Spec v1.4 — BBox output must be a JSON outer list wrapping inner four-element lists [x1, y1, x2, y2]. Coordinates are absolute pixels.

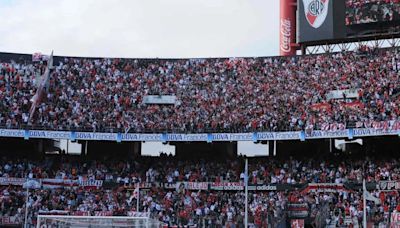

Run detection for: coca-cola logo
[[280, 19, 291, 53]]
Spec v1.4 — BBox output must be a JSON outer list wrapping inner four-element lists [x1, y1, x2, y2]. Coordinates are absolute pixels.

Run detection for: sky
[[0, 0, 279, 58]]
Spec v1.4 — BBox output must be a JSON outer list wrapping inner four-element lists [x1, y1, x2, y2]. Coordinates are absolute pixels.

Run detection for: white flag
[[364, 180, 380, 204], [365, 190, 381, 204]]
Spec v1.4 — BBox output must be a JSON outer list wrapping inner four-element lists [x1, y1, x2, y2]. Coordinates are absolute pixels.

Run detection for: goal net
[[36, 215, 163, 228]]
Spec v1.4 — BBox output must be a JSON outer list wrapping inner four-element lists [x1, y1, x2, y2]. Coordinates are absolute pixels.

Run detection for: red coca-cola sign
[[280, 0, 297, 56], [280, 18, 292, 53]]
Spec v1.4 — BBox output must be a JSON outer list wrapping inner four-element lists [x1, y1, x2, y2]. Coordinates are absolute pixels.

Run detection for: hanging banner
[[72, 211, 90, 216], [0, 216, 22, 225], [42, 179, 77, 189], [320, 123, 346, 131], [78, 179, 103, 189], [0, 177, 25, 186], [42, 179, 103, 189], [391, 212, 400, 228], [301, 183, 349, 194], [288, 203, 309, 218], [38, 210, 70, 215], [127, 212, 150, 217], [143, 95, 176, 105], [377, 181, 400, 191], [165, 182, 208, 191], [356, 120, 400, 131], [210, 182, 244, 191], [256, 131, 300, 140], [32, 52, 50, 62], [94, 211, 113, 216], [326, 89, 360, 100]]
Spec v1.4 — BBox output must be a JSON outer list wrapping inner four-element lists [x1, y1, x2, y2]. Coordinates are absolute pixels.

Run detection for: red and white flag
[[29, 51, 53, 119], [133, 185, 139, 199]]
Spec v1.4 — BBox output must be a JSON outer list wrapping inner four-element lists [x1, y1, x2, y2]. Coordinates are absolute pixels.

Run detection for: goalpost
[[36, 215, 163, 228]]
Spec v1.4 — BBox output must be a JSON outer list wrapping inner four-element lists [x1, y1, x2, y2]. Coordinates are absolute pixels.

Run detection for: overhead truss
[[302, 37, 400, 55]]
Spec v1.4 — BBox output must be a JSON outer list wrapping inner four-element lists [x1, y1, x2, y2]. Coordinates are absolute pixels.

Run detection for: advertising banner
[[0, 125, 399, 143], [280, 0, 297, 56], [127, 212, 150, 217]]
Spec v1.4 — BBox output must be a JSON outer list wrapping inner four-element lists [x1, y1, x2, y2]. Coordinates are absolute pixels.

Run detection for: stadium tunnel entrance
[[275, 135, 400, 160], [80, 141, 239, 160], [171, 142, 237, 160], [0, 136, 399, 160], [0, 137, 53, 159]]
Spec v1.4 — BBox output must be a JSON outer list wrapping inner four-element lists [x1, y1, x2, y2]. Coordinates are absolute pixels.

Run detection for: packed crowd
[[346, 0, 400, 25], [1, 156, 400, 184], [0, 156, 400, 227], [1, 47, 400, 133]]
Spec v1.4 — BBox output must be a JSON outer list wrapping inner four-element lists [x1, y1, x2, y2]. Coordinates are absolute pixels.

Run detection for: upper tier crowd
[[346, 0, 400, 25], [0, 155, 399, 227], [1, 47, 400, 133]]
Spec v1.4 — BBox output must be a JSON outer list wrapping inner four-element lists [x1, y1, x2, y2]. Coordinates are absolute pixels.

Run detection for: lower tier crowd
[[0, 155, 398, 227], [1, 155, 400, 184]]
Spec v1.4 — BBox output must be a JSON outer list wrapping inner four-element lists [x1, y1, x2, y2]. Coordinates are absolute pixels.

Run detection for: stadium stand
[[345, 0, 400, 25], [0, 47, 399, 227], [0, 47, 399, 133], [0, 153, 399, 227]]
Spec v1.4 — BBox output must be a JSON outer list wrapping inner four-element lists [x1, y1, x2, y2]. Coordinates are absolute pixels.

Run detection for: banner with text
[[0, 125, 399, 142]]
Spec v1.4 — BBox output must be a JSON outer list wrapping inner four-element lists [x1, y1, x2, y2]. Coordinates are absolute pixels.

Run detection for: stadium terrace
[[0, 47, 399, 136], [0, 154, 400, 227]]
